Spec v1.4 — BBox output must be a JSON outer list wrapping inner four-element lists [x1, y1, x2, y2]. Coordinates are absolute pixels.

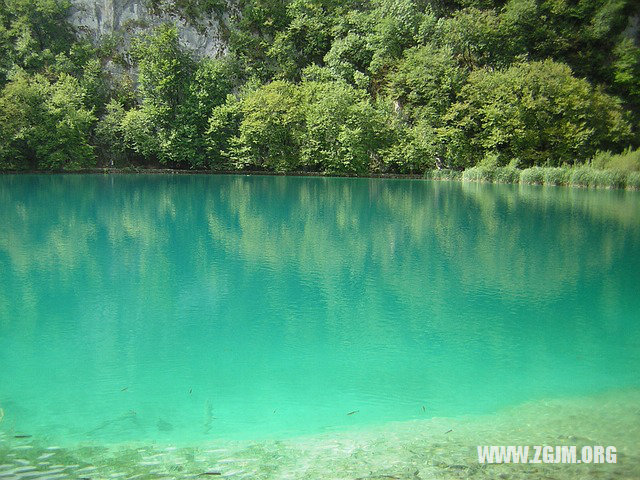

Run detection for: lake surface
[[1, 174, 639, 447]]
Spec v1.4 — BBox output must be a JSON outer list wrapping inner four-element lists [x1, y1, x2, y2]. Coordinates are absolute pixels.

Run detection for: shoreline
[[0, 168, 427, 180], [2, 167, 639, 191]]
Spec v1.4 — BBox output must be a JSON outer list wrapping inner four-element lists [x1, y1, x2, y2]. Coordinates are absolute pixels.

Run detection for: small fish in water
[[198, 473, 222, 476], [121, 387, 128, 392], [347, 410, 359, 416], [76, 466, 97, 473], [14, 435, 31, 439], [445, 429, 453, 434], [189, 388, 193, 394], [273, 409, 277, 414], [14, 466, 37, 474], [422, 405, 426, 412]]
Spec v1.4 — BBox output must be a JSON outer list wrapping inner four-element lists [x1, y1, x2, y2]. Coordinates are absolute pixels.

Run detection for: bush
[[592, 147, 640, 172]]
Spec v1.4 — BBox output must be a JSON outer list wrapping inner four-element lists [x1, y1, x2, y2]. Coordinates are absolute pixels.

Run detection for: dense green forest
[[1, 0, 639, 183]]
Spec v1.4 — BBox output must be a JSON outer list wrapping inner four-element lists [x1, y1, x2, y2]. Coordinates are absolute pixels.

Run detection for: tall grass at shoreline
[[428, 165, 640, 190]]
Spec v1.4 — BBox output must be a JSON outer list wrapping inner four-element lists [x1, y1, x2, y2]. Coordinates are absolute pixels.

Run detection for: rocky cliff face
[[68, 0, 227, 57]]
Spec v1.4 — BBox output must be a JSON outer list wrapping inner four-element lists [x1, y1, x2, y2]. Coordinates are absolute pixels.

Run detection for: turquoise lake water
[[0, 174, 639, 447]]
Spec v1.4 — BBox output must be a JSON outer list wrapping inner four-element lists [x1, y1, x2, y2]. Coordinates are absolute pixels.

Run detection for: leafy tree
[[95, 99, 128, 166], [164, 56, 239, 167], [227, 0, 292, 80], [384, 116, 442, 173], [300, 80, 392, 173], [612, 37, 640, 115], [231, 80, 304, 171], [78, 57, 110, 112], [0, 71, 95, 170], [122, 25, 239, 167], [439, 60, 632, 168], [2, 0, 639, 174], [131, 24, 194, 121], [360, 0, 427, 83], [267, 0, 337, 80], [436, 7, 509, 69], [206, 94, 244, 169], [388, 43, 466, 123], [323, 10, 375, 85], [0, 0, 75, 85], [121, 105, 163, 161], [498, 0, 637, 84]]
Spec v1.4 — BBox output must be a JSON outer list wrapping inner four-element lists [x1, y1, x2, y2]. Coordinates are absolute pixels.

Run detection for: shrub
[[592, 147, 640, 172]]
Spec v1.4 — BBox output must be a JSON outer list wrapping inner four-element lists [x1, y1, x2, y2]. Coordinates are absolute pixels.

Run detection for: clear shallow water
[[0, 174, 639, 446]]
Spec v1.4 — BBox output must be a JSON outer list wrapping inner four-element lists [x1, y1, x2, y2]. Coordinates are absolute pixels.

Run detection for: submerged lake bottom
[[1, 389, 639, 479], [1, 174, 639, 478]]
